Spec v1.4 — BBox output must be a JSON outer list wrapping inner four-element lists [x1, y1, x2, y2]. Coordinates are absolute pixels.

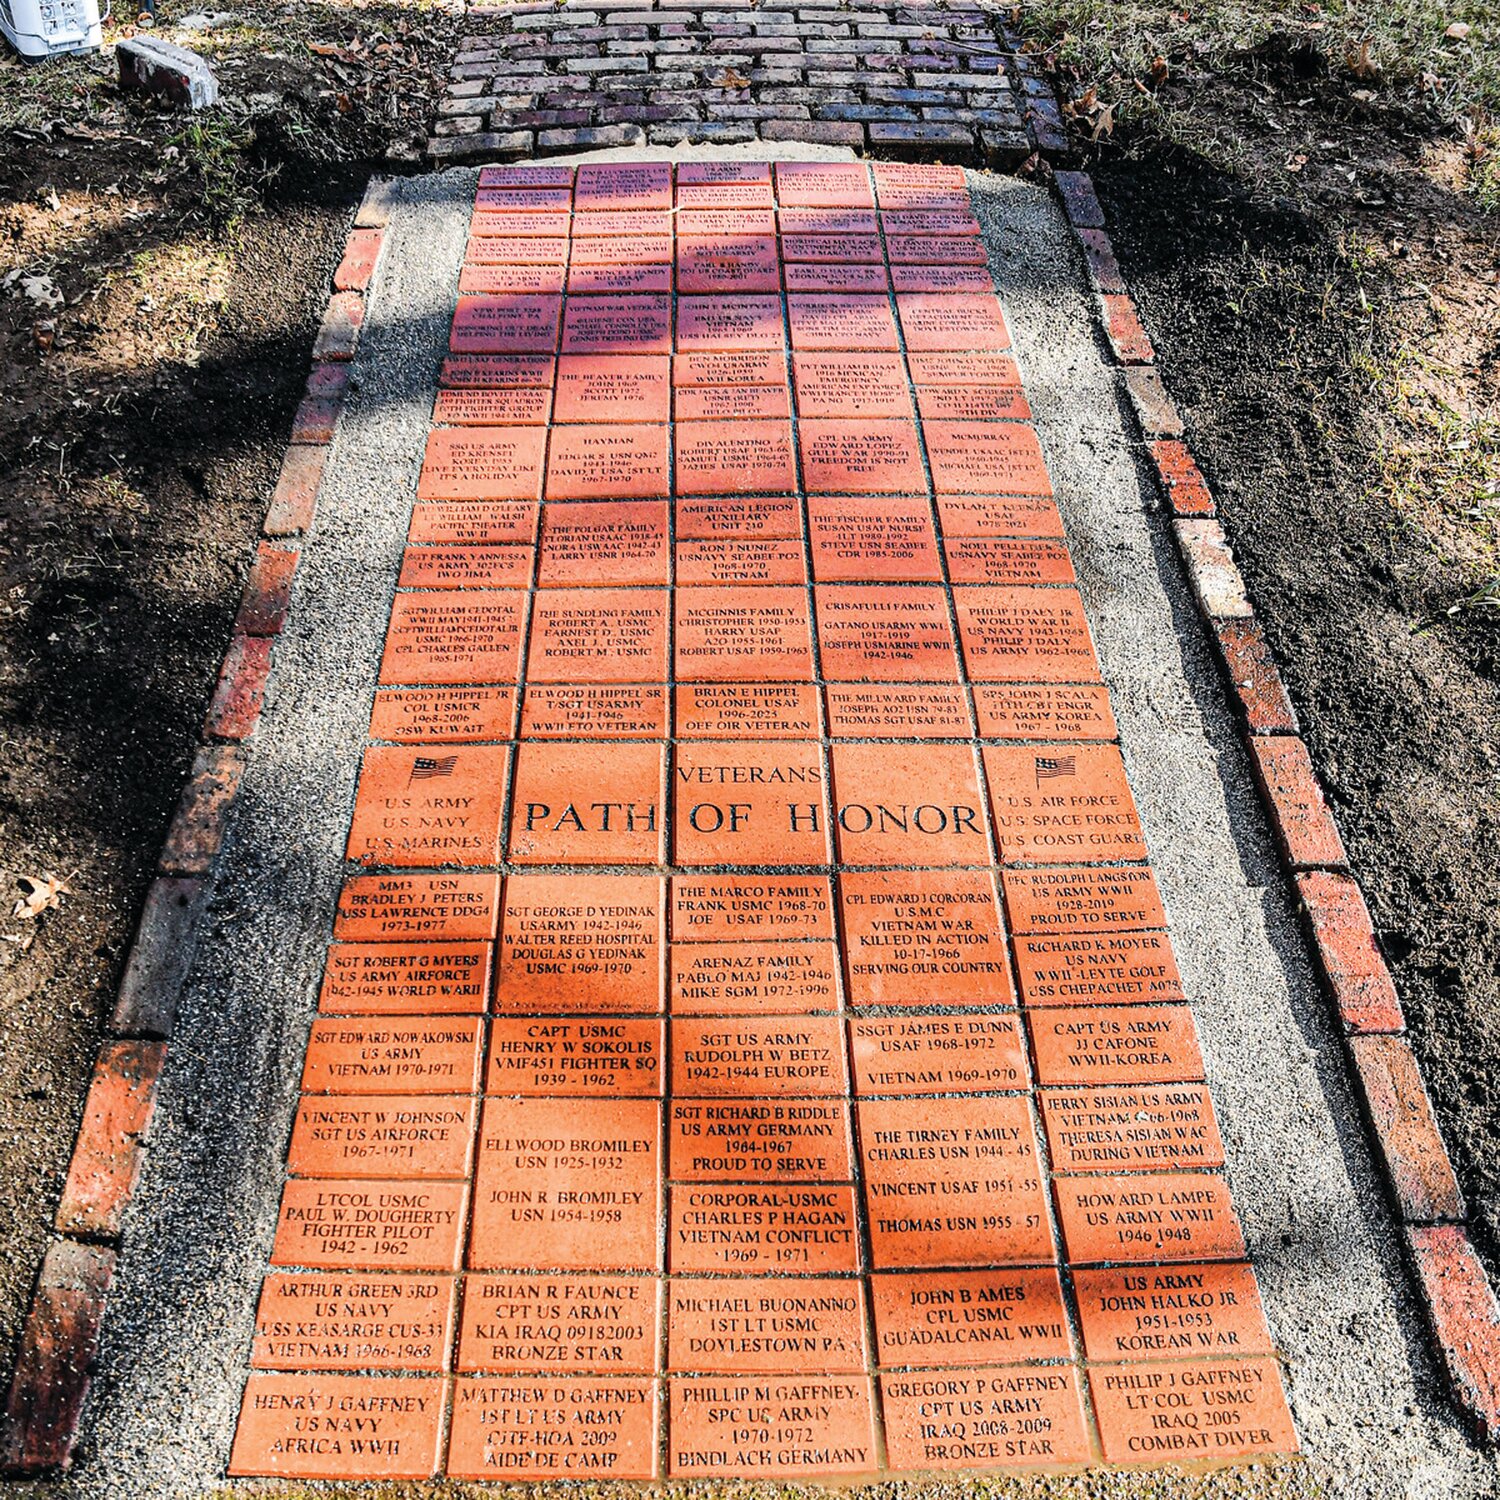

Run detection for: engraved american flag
[[408, 754, 458, 784], [1034, 754, 1077, 787]]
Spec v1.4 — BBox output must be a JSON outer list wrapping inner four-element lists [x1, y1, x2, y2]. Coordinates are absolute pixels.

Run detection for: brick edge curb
[[1050, 166, 1500, 1444], [0, 178, 396, 1477]]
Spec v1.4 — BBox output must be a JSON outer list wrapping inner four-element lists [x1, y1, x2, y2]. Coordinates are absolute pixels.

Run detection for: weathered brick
[[1173, 517, 1253, 621], [1124, 365, 1183, 437], [1348, 1034, 1464, 1224], [508, 108, 593, 128], [1296, 870, 1405, 1034], [1150, 438, 1215, 517], [263, 445, 325, 538], [0, 1242, 116, 1474], [868, 120, 976, 156], [288, 364, 349, 445], [1250, 735, 1348, 870], [434, 114, 486, 135], [158, 745, 245, 878], [352, 175, 397, 229], [311, 291, 363, 361], [1055, 168, 1106, 227], [565, 54, 649, 72], [1102, 291, 1155, 364], [110, 877, 208, 1038], [1076, 227, 1126, 293], [760, 119, 865, 146], [817, 102, 917, 121], [55, 1041, 167, 1241], [1214, 619, 1298, 735], [235, 542, 298, 638], [204, 634, 274, 743], [538, 123, 647, 150], [650, 121, 758, 144], [981, 126, 1032, 169], [427, 130, 534, 163], [1406, 1225, 1500, 1441]]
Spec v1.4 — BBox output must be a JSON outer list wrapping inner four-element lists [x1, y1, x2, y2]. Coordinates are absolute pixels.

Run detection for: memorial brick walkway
[[223, 160, 1299, 1482]]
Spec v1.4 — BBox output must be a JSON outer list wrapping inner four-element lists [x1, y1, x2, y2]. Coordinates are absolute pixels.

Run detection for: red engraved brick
[[670, 875, 834, 942], [983, 743, 1146, 864], [672, 1015, 846, 1097], [672, 351, 786, 387], [319, 941, 491, 1015], [669, 1184, 858, 1273], [831, 743, 988, 866], [1102, 292, 1155, 364], [675, 385, 790, 422], [236, 542, 297, 636], [334, 872, 499, 942], [973, 683, 1117, 741], [670, 939, 839, 1014], [1407, 1224, 1500, 1440], [1090, 1358, 1297, 1461], [672, 739, 830, 868], [870, 1269, 1070, 1367], [552, 354, 670, 423], [881, 1366, 1090, 1470], [782, 233, 883, 265], [668, 1376, 874, 1478], [850, 1014, 1026, 1095], [539, 501, 669, 586], [570, 235, 673, 267], [892, 263, 993, 293], [668, 1279, 866, 1374], [560, 294, 671, 355], [288, 1094, 476, 1179], [916, 384, 1031, 422], [568, 262, 671, 295], [575, 160, 671, 210], [677, 235, 781, 294], [675, 683, 819, 738], [676, 295, 785, 351], [496, 873, 663, 1016], [1015, 929, 1183, 1007], [465, 235, 569, 266], [53, 1040, 164, 1240], [380, 592, 525, 686], [271, 1180, 468, 1272], [793, 352, 912, 419], [346, 744, 509, 868], [470, 1097, 661, 1270], [945, 536, 1075, 586], [487, 1017, 664, 1097], [251, 1272, 456, 1372], [460, 261, 565, 294], [896, 292, 1009, 352], [858, 1096, 1050, 1268], [675, 586, 812, 682], [433, 387, 551, 426], [451, 293, 562, 354], [159, 745, 243, 876], [1250, 736, 1347, 869], [785, 263, 888, 294], [204, 634, 272, 741], [954, 586, 1101, 683], [925, 421, 1052, 496], [840, 869, 1011, 1008], [778, 206, 877, 236], [938, 494, 1065, 539], [1214, 619, 1298, 734], [521, 683, 668, 740], [398, 546, 531, 590], [1039, 1083, 1225, 1173], [788, 294, 899, 352], [775, 161, 875, 209], [1350, 1032, 1463, 1222], [1074, 1262, 1274, 1362], [1029, 1004, 1204, 1086], [1003, 865, 1168, 935], [417, 429, 546, 501], [908, 352, 1023, 387], [458, 1275, 659, 1374], [508, 742, 666, 866], [676, 495, 801, 541], [1296, 869, 1404, 1033], [668, 1098, 850, 1182], [801, 419, 925, 495], [545, 423, 669, 500], [824, 683, 970, 739], [302, 1017, 483, 1096], [479, 165, 573, 190], [527, 588, 668, 684], [439, 353, 555, 388], [229, 1373, 444, 1479], [887, 235, 987, 266], [808, 496, 939, 582], [264, 444, 325, 537], [471, 209, 569, 238], [1055, 1171, 1244, 1264], [675, 421, 796, 495]]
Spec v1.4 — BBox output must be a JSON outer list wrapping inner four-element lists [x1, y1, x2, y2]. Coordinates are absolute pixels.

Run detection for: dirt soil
[[1062, 45, 1500, 1276], [0, 2, 456, 1385]]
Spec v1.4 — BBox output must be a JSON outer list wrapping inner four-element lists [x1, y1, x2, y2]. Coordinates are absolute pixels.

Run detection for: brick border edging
[[0, 177, 398, 1477], [1050, 166, 1500, 1444]]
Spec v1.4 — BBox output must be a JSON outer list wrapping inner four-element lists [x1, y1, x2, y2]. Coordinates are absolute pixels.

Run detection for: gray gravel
[[21, 154, 1497, 1500]]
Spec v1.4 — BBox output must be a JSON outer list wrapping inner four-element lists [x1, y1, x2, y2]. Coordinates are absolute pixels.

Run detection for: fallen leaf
[[1445, 22, 1471, 39], [1090, 101, 1116, 139], [13, 873, 71, 921], [1148, 55, 1169, 87], [1346, 36, 1379, 80]]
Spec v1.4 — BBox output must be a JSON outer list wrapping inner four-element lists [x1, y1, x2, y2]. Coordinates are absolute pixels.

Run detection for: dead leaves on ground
[[12, 872, 71, 921]]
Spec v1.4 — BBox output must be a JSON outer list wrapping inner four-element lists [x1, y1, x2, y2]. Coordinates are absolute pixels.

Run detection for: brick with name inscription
[[334, 872, 498, 943], [675, 683, 820, 739], [575, 161, 672, 211], [887, 235, 988, 266], [507, 743, 666, 866], [474, 185, 572, 210], [870, 1269, 1071, 1368], [250, 1273, 456, 1373], [1030, 1005, 1204, 1086], [302, 1018, 483, 1096], [229, 1372, 444, 1479], [937, 494, 1066, 539], [319, 941, 491, 1014], [675, 586, 813, 682], [486, 1018, 663, 1097], [677, 537, 805, 587], [669, 1184, 859, 1273], [669, 1098, 852, 1182], [676, 495, 802, 540], [470, 1097, 661, 1271], [785, 263, 889, 294], [457, 1276, 661, 1374], [677, 204, 775, 230], [677, 295, 786, 351], [954, 586, 1100, 683], [788, 294, 899, 352], [1074, 1262, 1274, 1362], [800, 419, 925, 494], [792, 352, 912, 419], [560, 295, 671, 356], [450, 294, 562, 354], [552, 354, 670, 423], [1055, 1169, 1243, 1265], [572, 210, 672, 240], [439, 354, 555, 390], [379, 592, 525, 687], [1002, 865, 1167, 936], [526, 588, 668, 683], [470, 210, 569, 238], [479, 166, 573, 190], [417, 429, 546, 501], [1039, 1083, 1226, 1174], [409, 501, 537, 546], [782, 233, 883, 265], [496, 873, 663, 1015], [673, 351, 787, 387], [675, 385, 791, 422], [672, 1015, 847, 1098], [778, 207, 878, 236], [858, 1096, 1050, 1268], [670, 940, 840, 1014], [880, 1366, 1090, 1471], [809, 496, 940, 582], [272, 1180, 468, 1272], [839, 869, 1011, 1008], [893, 264, 995, 294], [677, 236, 781, 294], [568, 262, 672, 295], [1089, 1358, 1297, 1461], [824, 683, 971, 739], [676, 420, 797, 495], [1015, 930, 1184, 1007], [520, 684, 668, 740], [434, 387, 551, 426], [397, 546, 532, 590], [945, 536, 1075, 586], [897, 292, 1009, 353], [916, 384, 1032, 423], [775, 161, 875, 210], [545, 423, 669, 501], [288, 1095, 476, 1179], [668, 1278, 866, 1374], [815, 585, 959, 683], [448, 1376, 659, 1479], [849, 1016, 1027, 1096], [972, 683, 1116, 741], [539, 501, 669, 587], [464, 235, 569, 266], [925, 422, 1052, 496], [670, 875, 834, 942], [570, 235, 673, 267], [882, 210, 981, 238]]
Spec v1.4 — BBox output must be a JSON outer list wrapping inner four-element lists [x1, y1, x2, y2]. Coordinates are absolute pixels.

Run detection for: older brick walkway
[[430, 1, 1066, 164], [224, 161, 1298, 1482]]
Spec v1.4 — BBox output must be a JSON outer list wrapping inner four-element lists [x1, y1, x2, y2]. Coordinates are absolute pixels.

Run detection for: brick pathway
[[430, 2, 1066, 164], [223, 161, 1297, 1482]]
